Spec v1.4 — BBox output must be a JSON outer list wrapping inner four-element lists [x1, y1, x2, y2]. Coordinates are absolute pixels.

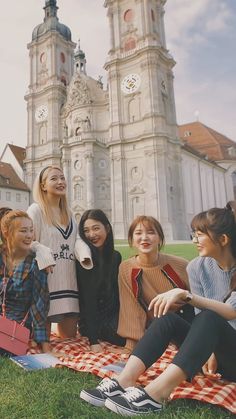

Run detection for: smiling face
[[131, 222, 161, 255], [83, 218, 109, 250], [192, 230, 222, 258], [9, 217, 34, 255], [41, 168, 66, 197]]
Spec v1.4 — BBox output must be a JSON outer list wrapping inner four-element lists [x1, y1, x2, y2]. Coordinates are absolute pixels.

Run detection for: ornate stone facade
[[24, 0, 234, 239]]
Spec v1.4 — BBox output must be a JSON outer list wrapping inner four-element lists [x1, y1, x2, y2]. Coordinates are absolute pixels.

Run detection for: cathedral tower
[[24, 0, 76, 190], [104, 0, 187, 239]]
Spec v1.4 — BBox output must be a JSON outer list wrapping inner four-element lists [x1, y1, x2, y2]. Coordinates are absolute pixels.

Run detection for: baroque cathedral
[[24, 0, 234, 239]]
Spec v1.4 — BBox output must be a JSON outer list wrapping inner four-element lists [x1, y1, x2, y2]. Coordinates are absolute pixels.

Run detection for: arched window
[[124, 37, 136, 52], [74, 183, 82, 201], [124, 9, 134, 22]]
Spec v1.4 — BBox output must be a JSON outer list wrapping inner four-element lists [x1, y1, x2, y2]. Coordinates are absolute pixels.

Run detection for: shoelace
[[123, 387, 144, 402], [97, 378, 116, 392]]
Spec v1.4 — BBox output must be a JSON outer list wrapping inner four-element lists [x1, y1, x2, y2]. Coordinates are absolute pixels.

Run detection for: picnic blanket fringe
[[28, 334, 236, 414]]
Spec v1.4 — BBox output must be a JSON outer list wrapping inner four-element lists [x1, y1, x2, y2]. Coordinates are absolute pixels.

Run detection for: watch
[[185, 292, 193, 303], [121, 73, 141, 94], [35, 105, 48, 122]]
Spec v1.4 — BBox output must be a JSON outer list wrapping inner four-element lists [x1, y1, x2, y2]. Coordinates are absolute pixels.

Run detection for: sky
[[0, 0, 236, 155]]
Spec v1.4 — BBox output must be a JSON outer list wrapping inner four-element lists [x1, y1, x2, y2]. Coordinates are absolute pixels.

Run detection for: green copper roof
[[32, 0, 71, 42]]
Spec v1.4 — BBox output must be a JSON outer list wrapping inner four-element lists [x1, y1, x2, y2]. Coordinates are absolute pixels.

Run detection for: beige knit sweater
[[117, 253, 189, 351]]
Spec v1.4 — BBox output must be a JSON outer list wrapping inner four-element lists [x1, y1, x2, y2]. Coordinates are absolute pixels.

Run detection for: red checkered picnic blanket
[[29, 335, 236, 414]]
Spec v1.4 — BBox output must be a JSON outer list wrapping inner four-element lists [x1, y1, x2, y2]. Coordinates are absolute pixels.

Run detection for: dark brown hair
[[191, 201, 236, 257], [128, 215, 165, 250]]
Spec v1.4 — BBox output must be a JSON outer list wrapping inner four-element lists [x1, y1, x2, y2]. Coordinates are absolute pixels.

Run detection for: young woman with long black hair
[[77, 209, 125, 352]]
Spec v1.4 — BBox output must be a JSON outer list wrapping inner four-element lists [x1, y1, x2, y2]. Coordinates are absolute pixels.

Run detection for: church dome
[[32, 0, 71, 42]]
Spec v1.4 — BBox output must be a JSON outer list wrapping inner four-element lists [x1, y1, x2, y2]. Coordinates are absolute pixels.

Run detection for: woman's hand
[[202, 353, 221, 379], [41, 342, 52, 353], [109, 346, 131, 354], [148, 288, 188, 318], [44, 265, 54, 274], [90, 343, 103, 353]]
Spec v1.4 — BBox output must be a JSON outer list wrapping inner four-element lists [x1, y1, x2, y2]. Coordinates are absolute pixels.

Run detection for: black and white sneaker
[[105, 386, 163, 415], [80, 377, 125, 407]]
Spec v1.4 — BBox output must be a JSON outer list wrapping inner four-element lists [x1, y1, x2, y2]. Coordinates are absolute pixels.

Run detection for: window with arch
[[60, 52, 65, 63], [151, 9, 155, 22], [39, 125, 47, 145], [60, 76, 67, 86], [124, 9, 134, 22], [124, 37, 136, 52], [74, 183, 83, 201]]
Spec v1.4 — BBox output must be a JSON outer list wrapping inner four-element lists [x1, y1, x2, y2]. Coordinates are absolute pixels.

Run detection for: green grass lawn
[[0, 244, 234, 419]]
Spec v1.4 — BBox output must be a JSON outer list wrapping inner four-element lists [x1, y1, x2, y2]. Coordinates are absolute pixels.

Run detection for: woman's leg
[[57, 316, 78, 338], [144, 310, 236, 402], [116, 312, 190, 389]]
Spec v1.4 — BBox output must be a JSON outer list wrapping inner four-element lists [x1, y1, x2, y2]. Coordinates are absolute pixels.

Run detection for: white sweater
[[27, 203, 92, 317]]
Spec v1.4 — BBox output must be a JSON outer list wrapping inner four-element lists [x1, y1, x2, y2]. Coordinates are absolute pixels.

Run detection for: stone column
[[85, 151, 95, 208]]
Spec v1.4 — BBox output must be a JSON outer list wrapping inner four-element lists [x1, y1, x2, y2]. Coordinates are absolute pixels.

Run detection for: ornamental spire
[[44, 0, 58, 21]]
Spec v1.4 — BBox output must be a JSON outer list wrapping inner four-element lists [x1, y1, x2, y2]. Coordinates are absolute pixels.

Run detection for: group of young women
[[1, 164, 236, 415]]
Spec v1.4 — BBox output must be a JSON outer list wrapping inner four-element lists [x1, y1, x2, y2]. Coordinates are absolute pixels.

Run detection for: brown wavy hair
[[191, 201, 236, 257], [128, 215, 165, 251]]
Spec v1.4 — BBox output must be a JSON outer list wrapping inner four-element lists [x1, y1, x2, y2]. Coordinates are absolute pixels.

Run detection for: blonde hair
[[1, 210, 32, 256], [33, 166, 70, 226]]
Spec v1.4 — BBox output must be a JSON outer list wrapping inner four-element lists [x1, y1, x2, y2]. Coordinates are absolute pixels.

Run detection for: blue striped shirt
[[0, 251, 49, 343], [187, 256, 236, 330]]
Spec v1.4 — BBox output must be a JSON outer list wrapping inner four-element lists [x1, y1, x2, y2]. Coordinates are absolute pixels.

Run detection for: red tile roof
[[179, 122, 236, 161], [7, 144, 26, 168], [0, 162, 29, 191]]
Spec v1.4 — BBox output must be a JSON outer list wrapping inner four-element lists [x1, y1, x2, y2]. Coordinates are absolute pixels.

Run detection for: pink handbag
[[0, 276, 30, 355]]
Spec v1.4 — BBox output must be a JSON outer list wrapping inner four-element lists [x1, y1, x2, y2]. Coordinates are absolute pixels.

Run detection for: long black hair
[[79, 209, 115, 265]]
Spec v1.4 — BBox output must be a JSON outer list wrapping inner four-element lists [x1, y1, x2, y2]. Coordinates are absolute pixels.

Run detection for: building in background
[[23, 0, 236, 239], [0, 162, 30, 210]]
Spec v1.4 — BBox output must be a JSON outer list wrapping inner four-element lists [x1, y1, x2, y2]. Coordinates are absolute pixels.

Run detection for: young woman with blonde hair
[[28, 165, 92, 339], [0, 210, 50, 354]]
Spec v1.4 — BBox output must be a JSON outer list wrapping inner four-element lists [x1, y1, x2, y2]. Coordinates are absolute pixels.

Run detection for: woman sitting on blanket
[[0, 210, 50, 354], [115, 215, 194, 354], [77, 209, 126, 352], [80, 202, 236, 416]]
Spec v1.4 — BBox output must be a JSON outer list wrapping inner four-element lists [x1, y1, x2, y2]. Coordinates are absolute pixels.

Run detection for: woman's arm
[[30, 241, 55, 271], [149, 287, 236, 320], [74, 235, 93, 269], [30, 267, 50, 350], [117, 262, 148, 351], [27, 204, 55, 271], [77, 262, 100, 346]]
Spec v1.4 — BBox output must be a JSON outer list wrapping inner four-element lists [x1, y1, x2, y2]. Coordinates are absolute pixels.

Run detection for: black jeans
[[132, 310, 236, 381]]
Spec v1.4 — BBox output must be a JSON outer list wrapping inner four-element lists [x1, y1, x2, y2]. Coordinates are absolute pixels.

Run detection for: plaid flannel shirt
[[0, 251, 49, 343]]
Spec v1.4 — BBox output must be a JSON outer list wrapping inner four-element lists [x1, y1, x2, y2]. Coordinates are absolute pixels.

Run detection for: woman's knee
[[194, 309, 226, 329]]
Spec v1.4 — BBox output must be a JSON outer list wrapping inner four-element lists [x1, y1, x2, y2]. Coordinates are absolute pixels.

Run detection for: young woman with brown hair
[[116, 215, 192, 353], [0, 210, 50, 354]]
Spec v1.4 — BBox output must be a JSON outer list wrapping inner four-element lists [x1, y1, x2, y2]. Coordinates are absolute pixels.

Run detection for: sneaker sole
[[105, 398, 161, 416], [105, 398, 140, 416], [80, 390, 105, 407]]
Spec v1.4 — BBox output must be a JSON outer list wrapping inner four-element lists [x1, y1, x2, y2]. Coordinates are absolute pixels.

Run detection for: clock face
[[121, 73, 141, 94], [35, 105, 48, 122]]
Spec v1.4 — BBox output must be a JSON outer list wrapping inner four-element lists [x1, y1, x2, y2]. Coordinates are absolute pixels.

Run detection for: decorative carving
[[63, 73, 91, 114], [129, 185, 145, 194]]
